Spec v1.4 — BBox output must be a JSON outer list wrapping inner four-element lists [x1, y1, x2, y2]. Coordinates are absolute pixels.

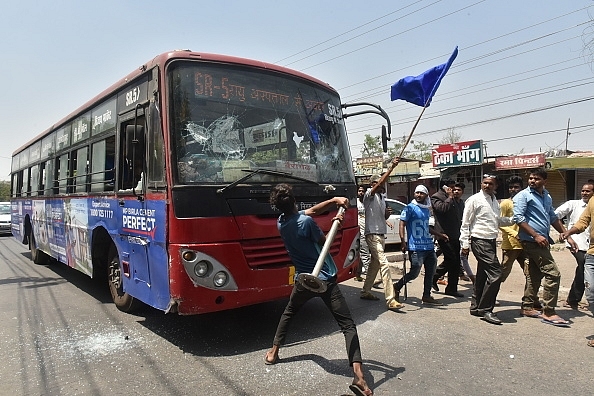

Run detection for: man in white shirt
[[555, 182, 594, 309], [460, 175, 513, 325], [360, 159, 404, 311]]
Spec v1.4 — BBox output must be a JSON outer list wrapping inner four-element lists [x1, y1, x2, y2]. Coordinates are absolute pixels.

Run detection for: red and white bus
[[10, 50, 363, 314]]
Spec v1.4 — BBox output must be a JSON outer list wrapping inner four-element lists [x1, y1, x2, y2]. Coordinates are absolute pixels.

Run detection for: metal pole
[[297, 207, 345, 293]]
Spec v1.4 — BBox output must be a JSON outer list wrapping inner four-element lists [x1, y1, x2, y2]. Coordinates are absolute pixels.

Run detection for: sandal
[[349, 383, 373, 396], [587, 339, 594, 348], [264, 352, 278, 365], [520, 309, 542, 318]]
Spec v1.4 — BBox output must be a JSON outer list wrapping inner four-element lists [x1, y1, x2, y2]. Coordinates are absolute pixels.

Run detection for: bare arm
[[369, 157, 399, 196], [399, 219, 407, 252], [305, 197, 349, 216]]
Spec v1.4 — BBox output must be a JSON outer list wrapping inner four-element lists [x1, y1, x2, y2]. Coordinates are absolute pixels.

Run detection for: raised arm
[[305, 197, 349, 217]]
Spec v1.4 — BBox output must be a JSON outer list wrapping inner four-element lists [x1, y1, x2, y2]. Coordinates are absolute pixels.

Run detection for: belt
[[471, 237, 496, 242]]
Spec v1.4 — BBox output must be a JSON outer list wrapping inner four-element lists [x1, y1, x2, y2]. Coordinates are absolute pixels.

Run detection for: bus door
[[116, 117, 153, 299]]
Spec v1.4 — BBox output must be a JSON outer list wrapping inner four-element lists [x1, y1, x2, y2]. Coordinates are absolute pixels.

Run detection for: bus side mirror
[[381, 125, 388, 153], [125, 125, 145, 159]]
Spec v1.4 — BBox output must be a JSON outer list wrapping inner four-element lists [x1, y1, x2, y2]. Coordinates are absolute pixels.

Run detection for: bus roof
[[12, 50, 337, 156]]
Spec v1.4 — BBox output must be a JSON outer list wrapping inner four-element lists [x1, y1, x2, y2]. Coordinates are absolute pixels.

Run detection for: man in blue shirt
[[393, 185, 442, 305], [513, 168, 569, 326], [264, 183, 372, 396]]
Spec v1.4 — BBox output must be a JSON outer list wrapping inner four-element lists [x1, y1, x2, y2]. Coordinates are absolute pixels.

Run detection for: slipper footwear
[[349, 384, 372, 396], [264, 353, 278, 365], [587, 339, 594, 347], [541, 318, 570, 327], [520, 309, 542, 318]]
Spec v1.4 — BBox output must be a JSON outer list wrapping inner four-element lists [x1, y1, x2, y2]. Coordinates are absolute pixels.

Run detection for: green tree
[[386, 136, 432, 162], [0, 181, 10, 201], [360, 134, 384, 157], [359, 133, 432, 162]]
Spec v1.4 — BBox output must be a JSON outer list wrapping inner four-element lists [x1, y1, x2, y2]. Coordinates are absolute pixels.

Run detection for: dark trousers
[[394, 250, 437, 297], [470, 238, 502, 313], [568, 250, 586, 304], [273, 280, 362, 365], [433, 239, 461, 293]]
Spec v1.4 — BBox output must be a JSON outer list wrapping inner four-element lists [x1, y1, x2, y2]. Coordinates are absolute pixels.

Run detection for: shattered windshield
[[167, 61, 354, 185]]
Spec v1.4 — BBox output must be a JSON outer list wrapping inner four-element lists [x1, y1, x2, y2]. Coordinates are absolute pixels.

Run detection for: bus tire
[[107, 245, 139, 312], [29, 232, 50, 265]]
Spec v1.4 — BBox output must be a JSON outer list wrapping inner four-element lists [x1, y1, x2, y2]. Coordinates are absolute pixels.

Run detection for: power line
[[338, 4, 592, 92], [345, 73, 594, 134], [276, 0, 429, 65], [299, 0, 487, 71]]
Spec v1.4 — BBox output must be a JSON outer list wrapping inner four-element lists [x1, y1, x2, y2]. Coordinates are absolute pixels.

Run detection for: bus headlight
[[180, 249, 238, 291], [213, 271, 228, 287], [347, 249, 356, 262], [194, 261, 210, 277]]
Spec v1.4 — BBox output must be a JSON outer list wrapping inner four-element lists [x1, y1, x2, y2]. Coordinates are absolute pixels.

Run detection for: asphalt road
[[0, 234, 592, 396]]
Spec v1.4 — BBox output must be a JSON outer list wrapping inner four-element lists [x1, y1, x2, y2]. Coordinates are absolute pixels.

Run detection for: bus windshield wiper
[[216, 168, 319, 194]]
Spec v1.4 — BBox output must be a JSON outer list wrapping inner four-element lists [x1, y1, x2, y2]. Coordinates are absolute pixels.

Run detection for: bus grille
[[241, 232, 343, 268]]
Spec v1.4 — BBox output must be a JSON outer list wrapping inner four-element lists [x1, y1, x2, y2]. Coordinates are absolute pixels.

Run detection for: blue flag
[[390, 46, 458, 107]]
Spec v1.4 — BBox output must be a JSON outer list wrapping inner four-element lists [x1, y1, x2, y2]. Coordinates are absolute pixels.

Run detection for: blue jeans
[[584, 254, 594, 315], [394, 250, 437, 297]]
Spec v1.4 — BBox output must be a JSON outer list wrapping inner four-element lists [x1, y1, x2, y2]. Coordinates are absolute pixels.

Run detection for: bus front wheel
[[107, 246, 138, 312], [29, 232, 49, 265]]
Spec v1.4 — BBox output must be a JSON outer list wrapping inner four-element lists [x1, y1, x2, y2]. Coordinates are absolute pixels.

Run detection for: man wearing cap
[[360, 158, 404, 311], [460, 174, 513, 325], [393, 184, 442, 305]]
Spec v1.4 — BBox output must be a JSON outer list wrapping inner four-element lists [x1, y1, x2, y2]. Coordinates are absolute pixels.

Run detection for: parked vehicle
[[0, 202, 11, 235], [385, 198, 407, 245]]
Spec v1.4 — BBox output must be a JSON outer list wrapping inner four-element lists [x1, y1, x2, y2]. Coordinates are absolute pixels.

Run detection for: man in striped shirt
[[460, 175, 513, 325]]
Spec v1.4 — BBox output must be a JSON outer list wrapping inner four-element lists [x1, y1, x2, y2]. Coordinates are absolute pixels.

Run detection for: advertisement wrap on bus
[[10, 50, 389, 315]]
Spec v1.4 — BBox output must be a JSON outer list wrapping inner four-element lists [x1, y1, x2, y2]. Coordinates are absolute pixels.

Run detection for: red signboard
[[495, 153, 545, 170], [432, 140, 482, 168]]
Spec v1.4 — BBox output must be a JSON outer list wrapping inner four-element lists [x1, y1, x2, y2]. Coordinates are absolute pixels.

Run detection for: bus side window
[[119, 121, 145, 191], [13, 171, 22, 197], [30, 164, 40, 197], [74, 146, 89, 193], [43, 160, 54, 196], [22, 168, 30, 197], [91, 137, 116, 192], [57, 154, 69, 194]]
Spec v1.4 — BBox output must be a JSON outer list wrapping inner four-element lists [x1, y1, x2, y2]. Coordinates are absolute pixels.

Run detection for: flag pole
[[396, 103, 429, 160]]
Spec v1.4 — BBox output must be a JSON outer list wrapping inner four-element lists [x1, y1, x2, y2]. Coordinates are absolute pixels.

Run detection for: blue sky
[[1, 0, 593, 180]]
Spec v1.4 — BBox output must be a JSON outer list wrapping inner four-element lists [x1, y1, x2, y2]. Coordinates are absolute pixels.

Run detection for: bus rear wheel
[[29, 232, 49, 265], [107, 245, 139, 312]]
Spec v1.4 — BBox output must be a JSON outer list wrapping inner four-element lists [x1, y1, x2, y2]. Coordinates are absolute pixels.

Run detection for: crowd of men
[[356, 168, 593, 336]]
